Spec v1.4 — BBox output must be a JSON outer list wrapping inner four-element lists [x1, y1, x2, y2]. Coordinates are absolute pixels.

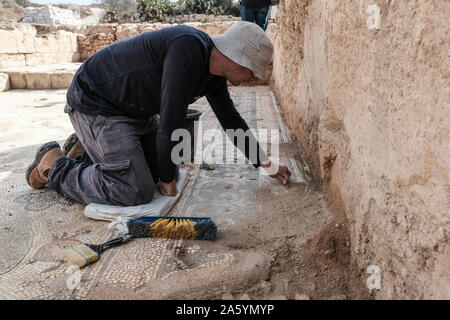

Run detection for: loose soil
[[182, 182, 370, 300]]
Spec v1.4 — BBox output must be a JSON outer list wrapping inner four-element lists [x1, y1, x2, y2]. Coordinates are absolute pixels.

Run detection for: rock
[[96, 33, 106, 40], [238, 293, 251, 300], [4, 63, 80, 89], [0, 73, 10, 92], [222, 293, 234, 300], [295, 293, 310, 300], [132, 13, 140, 22], [260, 280, 272, 295], [307, 282, 316, 292], [22, 5, 81, 25]]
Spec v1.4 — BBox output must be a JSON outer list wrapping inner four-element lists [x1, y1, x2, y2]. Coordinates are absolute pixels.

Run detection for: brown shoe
[[26, 141, 64, 189], [62, 133, 84, 159]]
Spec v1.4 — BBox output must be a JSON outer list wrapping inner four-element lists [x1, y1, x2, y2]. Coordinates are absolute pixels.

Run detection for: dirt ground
[[0, 87, 369, 300], [172, 181, 369, 300]]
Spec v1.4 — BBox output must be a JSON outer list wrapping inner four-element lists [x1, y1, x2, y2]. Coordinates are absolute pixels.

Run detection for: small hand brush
[[62, 234, 134, 268], [62, 217, 217, 268]]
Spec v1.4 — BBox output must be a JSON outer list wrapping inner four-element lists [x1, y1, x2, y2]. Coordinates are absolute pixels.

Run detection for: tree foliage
[[136, 0, 234, 21], [137, 0, 176, 21], [179, 0, 223, 15]]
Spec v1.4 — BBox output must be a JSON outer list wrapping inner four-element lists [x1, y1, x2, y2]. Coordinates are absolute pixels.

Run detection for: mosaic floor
[[0, 86, 305, 299]]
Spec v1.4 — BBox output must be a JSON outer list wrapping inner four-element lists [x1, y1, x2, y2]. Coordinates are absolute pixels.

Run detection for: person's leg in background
[[255, 6, 270, 31], [240, 4, 256, 24]]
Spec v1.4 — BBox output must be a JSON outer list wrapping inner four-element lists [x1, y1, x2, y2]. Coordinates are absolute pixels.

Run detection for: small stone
[[295, 293, 310, 300], [0, 73, 10, 92], [239, 293, 251, 300], [222, 293, 234, 300], [260, 280, 272, 295]]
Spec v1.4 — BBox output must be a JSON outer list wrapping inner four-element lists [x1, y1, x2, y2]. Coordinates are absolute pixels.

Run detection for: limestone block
[[46, 35, 59, 53], [70, 33, 79, 52], [34, 36, 50, 53], [55, 31, 76, 53], [0, 29, 18, 54], [0, 73, 10, 92], [15, 29, 36, 54], [54, 52, 78, 64], [51, 72, 75, 89], [17, 24, 37, 37], [34, 35, 59, 53], [23, 52, 77, 66], [25, 53, 56, 66], [25, 72, 51, 89], [0, 54, 26, 69], [7, 71, 27, 89]]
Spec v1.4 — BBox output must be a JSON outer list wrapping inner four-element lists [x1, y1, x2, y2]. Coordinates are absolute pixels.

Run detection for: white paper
[[84, 169, 189, 221]]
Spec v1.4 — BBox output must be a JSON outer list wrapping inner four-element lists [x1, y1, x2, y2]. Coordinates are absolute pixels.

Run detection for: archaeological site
[[0, 0, 448, 302]]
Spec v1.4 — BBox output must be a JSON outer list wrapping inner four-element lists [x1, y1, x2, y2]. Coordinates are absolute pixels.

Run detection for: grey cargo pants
[[48, 104, 164, 206]]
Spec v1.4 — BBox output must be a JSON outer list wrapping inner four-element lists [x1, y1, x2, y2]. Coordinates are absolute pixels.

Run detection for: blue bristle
[[194, 221, 218, 241]]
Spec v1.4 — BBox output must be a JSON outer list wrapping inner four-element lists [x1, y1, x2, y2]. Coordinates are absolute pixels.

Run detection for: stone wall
[[77, 21, 236, 61], [271, 0, 449, 299], [0, 21, 238, 69], [0, 24, 79, 69], [0, 21, 241, 91]]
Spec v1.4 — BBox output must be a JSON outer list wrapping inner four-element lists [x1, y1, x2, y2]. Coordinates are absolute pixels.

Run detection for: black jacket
[[241, 0, 270, 9]]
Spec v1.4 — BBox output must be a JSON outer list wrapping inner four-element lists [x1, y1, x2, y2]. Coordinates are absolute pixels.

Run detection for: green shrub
[[179, 0, 223, 15], [136, 0, 232, 22], [137, 0, 177, 21]]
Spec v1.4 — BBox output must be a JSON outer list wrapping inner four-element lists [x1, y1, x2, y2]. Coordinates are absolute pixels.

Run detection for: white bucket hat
[[212, 21, 274, 80]]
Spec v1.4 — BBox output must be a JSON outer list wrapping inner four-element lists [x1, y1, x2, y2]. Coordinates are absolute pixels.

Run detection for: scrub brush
[[62, 216, 217, 267]]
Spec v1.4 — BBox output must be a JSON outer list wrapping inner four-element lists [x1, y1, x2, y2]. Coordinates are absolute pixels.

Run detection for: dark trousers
[[48, 104, 163, 206], [240, 5, 270, 31]]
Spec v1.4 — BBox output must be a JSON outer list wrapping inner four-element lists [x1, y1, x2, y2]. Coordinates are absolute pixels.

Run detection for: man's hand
[[156, 179, 177, 196], [261, 160, 292, 185]]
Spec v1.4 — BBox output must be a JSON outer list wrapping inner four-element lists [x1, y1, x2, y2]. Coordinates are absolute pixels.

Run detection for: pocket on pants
[[93, 159, 148, 206], [94, 160, 131, 175]]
